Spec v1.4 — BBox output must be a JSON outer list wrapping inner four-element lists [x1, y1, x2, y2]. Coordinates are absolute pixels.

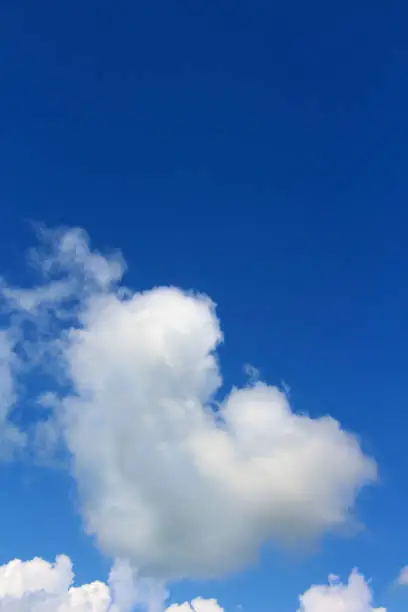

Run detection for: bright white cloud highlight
[[0, 227, 377, 581], [0, 555, 112, 612], [298, 570, 385, 612]]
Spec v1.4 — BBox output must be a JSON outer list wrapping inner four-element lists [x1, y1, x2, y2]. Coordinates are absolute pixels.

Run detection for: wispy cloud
[[396, 565, 408, 586]]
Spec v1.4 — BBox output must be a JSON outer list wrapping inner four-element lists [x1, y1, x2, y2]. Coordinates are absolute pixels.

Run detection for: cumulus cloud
[[0, 554, 169, 612], [298, 570, 385, 612], [0, 227, 377, 581], [0, 554, 205, 612], [0, 555, 387, 612], [0, 555, 112, 612]]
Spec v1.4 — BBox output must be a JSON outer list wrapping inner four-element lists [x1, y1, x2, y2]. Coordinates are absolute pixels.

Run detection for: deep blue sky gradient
[[1, 1, 408, 609]]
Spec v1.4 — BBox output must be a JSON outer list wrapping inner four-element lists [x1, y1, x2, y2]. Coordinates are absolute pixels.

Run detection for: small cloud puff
[[298, 570, 385, 612]]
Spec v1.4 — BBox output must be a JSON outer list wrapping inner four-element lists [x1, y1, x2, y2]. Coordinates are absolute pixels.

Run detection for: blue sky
[[0, 1, 408, 610]]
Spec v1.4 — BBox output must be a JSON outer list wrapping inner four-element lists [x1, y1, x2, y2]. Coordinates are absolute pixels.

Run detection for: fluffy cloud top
[[0, 227, 377, 581], [0, 556, 386, 612], [0, 553, 166, 612], [167, 598, 224, 612], [298, 570, 385, 612], [0, 555, 111, 612], [0, 554, 192, 612]]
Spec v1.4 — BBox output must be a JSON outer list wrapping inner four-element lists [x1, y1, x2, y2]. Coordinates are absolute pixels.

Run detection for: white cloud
[[0, 553, 166, 612], [167, 598, 223, 612], [396, 565, 408, 585], [0, 555, 112, 612], [298, 570, 385, 612], [0, 227, 377, 581], [0, 555, 388, 612], [0, 554, 188, 612]]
